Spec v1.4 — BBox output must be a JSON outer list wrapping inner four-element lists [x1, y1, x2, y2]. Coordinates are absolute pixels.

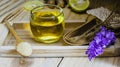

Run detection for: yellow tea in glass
[[30, 4, 64, 43]]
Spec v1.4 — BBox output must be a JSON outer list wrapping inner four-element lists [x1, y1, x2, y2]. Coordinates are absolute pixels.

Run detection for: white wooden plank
[[32, 58, 62, 67], [59, 57, 120, 67], [0, 24, 9, 45], [0, 57, 120, 67], [0, 58, 62, 67]]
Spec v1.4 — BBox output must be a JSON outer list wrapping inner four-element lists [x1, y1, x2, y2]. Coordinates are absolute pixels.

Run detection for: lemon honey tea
[[30, 5, 64, 43]]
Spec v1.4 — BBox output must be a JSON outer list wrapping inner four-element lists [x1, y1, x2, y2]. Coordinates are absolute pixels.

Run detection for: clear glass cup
[[30, 4, 64, 43]]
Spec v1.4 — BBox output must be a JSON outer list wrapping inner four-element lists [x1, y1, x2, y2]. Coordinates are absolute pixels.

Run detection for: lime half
[[69, 0, 90, 12], [24, 1, 43, 11]]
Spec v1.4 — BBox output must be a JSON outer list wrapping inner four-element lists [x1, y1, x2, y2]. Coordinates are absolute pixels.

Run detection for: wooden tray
[[0, 0, 120, 57], [0, 21, 120, 58]]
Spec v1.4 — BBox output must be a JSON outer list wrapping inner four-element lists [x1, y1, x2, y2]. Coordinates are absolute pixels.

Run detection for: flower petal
[[86, 26, 116, 61]]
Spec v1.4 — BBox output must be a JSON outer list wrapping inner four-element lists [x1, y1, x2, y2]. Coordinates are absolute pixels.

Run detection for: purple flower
[[105, 30, 116, 42], [100, 37, 110, 48], [86, 26, 116, 61], [86, 41, 103, 61], [100, 26, 106, 31], [94, 34, 102, 44]]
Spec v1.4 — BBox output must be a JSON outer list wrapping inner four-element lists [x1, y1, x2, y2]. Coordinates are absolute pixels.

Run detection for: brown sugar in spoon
[[5, 22, 32, 57]]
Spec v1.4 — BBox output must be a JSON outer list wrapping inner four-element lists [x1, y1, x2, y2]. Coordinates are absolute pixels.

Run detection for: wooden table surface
[[0, 0, 120, 67]]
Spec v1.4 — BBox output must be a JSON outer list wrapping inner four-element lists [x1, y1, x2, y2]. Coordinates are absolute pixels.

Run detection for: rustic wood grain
[[0, 57, 120, 67], [0, 58, 62, 67], [59, 57, 120, 67]]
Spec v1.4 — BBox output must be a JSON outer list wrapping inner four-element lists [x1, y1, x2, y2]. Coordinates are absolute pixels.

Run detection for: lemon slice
[[24, 1, 44, 11], [69, 0, 90, 12]]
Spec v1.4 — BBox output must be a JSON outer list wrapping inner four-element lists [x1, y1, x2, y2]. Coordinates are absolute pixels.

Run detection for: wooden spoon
[[5, 22, 32, 57]]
